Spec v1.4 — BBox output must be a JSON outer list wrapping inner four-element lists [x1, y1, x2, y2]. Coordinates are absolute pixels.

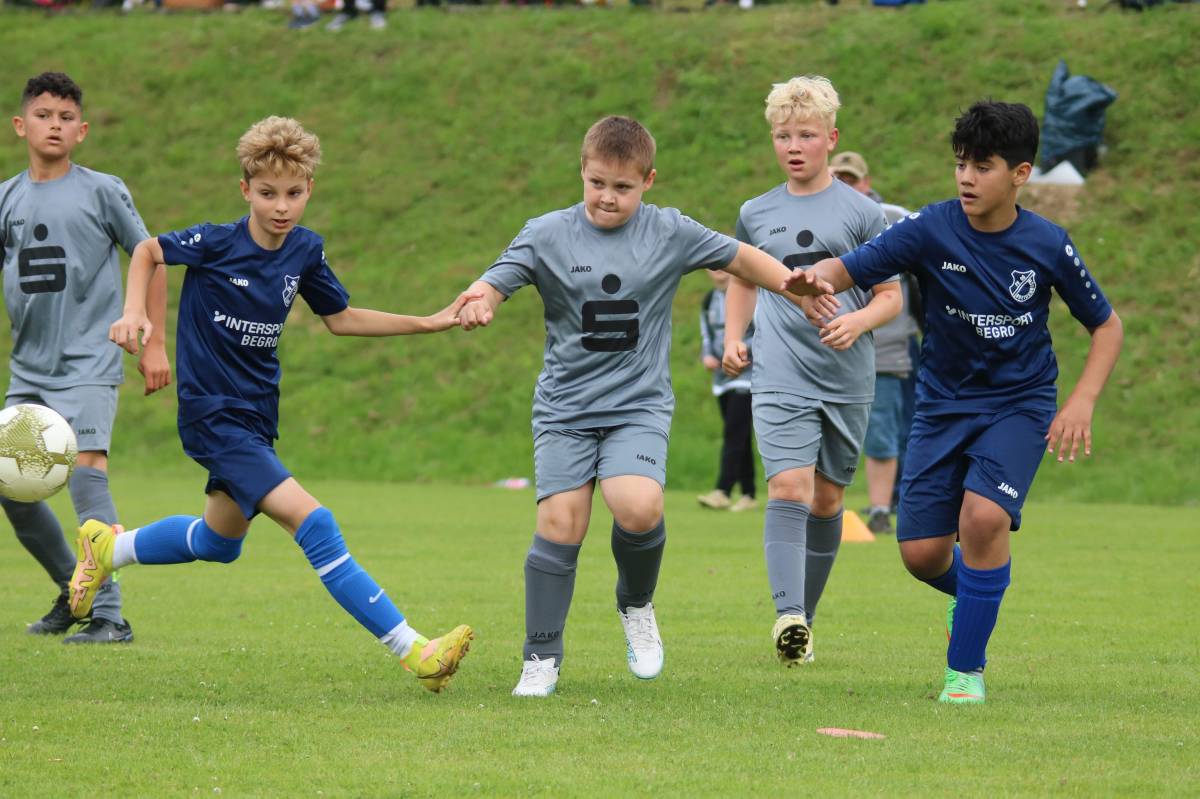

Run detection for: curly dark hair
[[951, 101, 1038, 168], [21, 72, 83, 110]]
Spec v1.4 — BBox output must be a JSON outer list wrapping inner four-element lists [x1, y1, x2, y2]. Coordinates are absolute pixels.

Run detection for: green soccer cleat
[[938, 666, 985, 704], [946, 597, 956, 641], [403, 624, 474, 693], [772, 613, 811, 667], [68, 520, 121, 619]]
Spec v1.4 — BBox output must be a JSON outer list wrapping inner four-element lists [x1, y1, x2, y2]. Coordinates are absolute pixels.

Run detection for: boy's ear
[[240, 178, 251, 201], [12, 116, 26, 139], [1012, 161, 1033, 188], [643, 168, 656, 191], [75, 120, 88, 145]]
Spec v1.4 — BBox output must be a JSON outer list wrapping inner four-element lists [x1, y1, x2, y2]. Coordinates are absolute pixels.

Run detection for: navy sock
[[294, 507, 404, 638], [132, 516, 242, 564], [947, 559, 1011, 673], [921, 544, 962, 597]]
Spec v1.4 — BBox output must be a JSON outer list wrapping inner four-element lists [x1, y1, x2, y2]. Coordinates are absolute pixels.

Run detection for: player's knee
[[767, 471, 813, 504], [959, 500, 1010, 538], [899, 542, 946, 580], [191, 518, 245, 564], [611, 503, 662, 534]]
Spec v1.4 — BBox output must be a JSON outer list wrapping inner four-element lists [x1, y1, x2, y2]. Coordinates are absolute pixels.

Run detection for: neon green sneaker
[[772, 613, 811, 667], [402, 624, 474, 693], [946, 597, 956, 641], [938, 666, 985, 704], [68, 520, 120, 619]]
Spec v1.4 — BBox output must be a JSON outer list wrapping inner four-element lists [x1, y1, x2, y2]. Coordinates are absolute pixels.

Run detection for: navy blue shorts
[[179, 411, 292, 519], [896, 406, 1054, 541]]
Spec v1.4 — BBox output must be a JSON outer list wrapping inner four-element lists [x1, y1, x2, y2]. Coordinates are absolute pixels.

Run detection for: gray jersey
[[700, 288, 752, 395], [0, 165, 149, 388], [736, 180, 889, 403], [871, 203, 919, 376], [482, 202, 739, 433]]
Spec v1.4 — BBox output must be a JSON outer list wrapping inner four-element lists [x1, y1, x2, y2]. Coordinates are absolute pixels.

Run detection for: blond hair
[[764, 76, 841, 129], [237, 116, 321, 181], [581, 116, 656, 178]]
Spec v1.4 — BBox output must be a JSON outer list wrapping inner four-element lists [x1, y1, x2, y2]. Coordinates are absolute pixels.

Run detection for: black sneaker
[[63, 618, 134, 644], [866, 509, 893, 535], [27, 595, 78, 635]]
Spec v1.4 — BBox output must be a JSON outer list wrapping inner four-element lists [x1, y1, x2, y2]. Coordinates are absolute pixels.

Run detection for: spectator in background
[[289, 0, 321, 27], [832, 151, 922, 533], [327, 0, 386, 31], [697, 270, 757, 512]]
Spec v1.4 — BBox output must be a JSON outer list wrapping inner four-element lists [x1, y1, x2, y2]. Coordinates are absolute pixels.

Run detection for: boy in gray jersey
[[723, 77, 901, 666], [0, 73, 169, 643], [456, 116, 831, 697]]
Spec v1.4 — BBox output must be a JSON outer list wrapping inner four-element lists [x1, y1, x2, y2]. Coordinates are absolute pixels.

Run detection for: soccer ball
[[0, 404, 78, 503]]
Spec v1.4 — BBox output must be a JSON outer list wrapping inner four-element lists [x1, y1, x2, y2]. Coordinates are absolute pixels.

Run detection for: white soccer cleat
[[619, 602, 664, 680], [512, 654, 559, 698], [772, 613, 812, 667]]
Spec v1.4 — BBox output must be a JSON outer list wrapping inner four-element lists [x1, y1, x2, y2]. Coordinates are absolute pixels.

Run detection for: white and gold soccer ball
[[0, 404, 78, 503]]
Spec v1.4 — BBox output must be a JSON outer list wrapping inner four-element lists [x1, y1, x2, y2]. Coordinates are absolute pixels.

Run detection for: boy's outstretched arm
[[781, 255, 857, 298], [722, 275, 757, 377], [1046, 310, 1124, 463], [138, 264, 172, 395], [321, 290, 483, 336], [724, 242, 835, 297], [457, 280, 506, 331], [110, 237, 165, 355]]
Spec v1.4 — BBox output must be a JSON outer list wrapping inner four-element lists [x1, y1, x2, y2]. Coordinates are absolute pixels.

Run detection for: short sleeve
[[674, 213, 739, 274], [842, 208, 927, 290], [101, 177, 151, 256], [159, 223, 216, 268], [300, 243, 350, 316], [735, 212, 751, 245], [1051, 233, 1113, 329], [481, 223, 538, 297]]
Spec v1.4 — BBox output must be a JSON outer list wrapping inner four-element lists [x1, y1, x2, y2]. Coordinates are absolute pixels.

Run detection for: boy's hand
[[722, 340, 751, 377], [458, 296, 494, 331], [800, 294, 840, 328], [430, 291, 485, 332], [1046, 396, 1095, 463], [138, 348, 172, 396], [109, 313, 152, 355], [782, 268, 836, 297], [818, 310, 869, 351], [702, 355, 720, 372]]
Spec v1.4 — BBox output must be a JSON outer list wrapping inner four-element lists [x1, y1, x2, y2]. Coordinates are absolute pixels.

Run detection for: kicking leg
[[602, 475, 665, 680], [764, 466, 814, 666]]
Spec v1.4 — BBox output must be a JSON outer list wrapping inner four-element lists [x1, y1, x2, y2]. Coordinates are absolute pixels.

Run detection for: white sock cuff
[[379, 621, 420, 658], [112, 529, 139, 569]]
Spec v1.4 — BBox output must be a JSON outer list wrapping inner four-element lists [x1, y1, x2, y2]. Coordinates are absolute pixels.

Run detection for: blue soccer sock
[[920, 544, 962, 597], [294, 507, 406, 640], [124, 515, 244, 567], [947, 559, 1011, 673]]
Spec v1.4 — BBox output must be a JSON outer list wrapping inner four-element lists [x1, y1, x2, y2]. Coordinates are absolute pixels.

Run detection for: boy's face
[[771, 116, 837, 186], [581, 157, 655, 230], [240, 169, 313, 245], [955, 154, 1030, 222], [12, 93, 87, 163]]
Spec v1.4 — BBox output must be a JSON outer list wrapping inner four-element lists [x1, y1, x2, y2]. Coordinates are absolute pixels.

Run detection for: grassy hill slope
[[1, 0, 1197, 504]]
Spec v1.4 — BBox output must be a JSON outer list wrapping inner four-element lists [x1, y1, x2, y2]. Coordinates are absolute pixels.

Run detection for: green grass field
[[1, 478, 1196, 796]]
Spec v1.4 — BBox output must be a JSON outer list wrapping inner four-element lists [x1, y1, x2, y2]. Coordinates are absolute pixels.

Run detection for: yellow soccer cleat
[[403, 624, 474, 693], [68, 520, 120, 619], [772, 613, 812, 667]]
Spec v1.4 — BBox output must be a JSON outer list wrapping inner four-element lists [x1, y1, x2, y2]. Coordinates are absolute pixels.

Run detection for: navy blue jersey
[[158, 218, 349, 435], [842, 201, 1112, 415]]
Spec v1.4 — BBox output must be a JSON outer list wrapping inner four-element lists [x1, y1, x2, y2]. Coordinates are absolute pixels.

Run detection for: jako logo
[[941, 261, 968, 273], [997, 482, 1019, 499], [571, 265, 592, 273], [636, 453, 657, 465], [229, 277, 249, 287]]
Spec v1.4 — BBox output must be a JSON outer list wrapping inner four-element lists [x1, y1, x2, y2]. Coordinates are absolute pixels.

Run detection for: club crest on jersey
[[1008, 269, 1036, 303], [282, 275, 300, 307]]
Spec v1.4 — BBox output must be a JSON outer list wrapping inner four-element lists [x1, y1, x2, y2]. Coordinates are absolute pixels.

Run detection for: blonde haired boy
[[724, 76, 901, 666], [457, 115, 832, 697], [69, 116, 476, 692]]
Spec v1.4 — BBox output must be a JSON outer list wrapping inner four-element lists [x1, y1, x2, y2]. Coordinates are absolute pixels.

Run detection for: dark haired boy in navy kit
[[788, 101, 1123, 703]]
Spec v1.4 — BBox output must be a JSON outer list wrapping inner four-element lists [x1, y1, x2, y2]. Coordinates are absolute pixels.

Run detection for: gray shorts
[[533, 423, 669, 501], [5, 378, 118, 453], [752, 392, 870, 485]]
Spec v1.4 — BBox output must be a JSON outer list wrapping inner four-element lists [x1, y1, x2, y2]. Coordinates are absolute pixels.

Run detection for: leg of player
[[514, 483, 593, 697], [63, 452, 133, 644], [764, 465, 815, 666], [805, 474, 847, 644], [259, 479, 472, 694], [4, 497, 78, 635], [601, 474, 666, 681]]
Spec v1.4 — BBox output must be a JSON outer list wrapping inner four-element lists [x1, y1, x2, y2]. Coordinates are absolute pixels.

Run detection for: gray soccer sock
[[68, 466, 124, 624], [611, 517, 666, 613], [523, 533, 580, 665], [764, 499, 811, 617], [804, 510, 843, 626], [2, 497, 73, 592]]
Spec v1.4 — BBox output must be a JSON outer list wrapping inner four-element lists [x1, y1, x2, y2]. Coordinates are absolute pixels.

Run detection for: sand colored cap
[[831, 151, 869, 180]]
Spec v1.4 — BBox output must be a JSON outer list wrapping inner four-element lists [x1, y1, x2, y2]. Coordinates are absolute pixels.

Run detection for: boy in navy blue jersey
[[788, 101, 1123, 703], [69, 116, 475, 692]]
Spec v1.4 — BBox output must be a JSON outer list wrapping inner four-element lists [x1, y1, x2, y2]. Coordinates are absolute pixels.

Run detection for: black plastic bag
[[1040, 60, 1118, 174]]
